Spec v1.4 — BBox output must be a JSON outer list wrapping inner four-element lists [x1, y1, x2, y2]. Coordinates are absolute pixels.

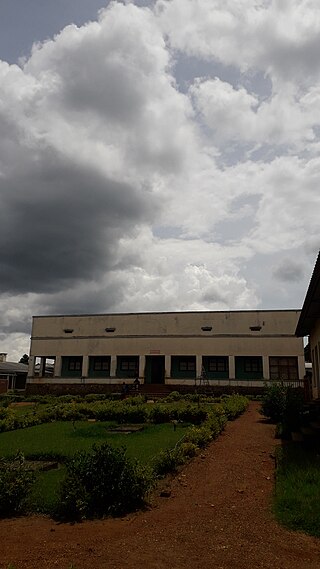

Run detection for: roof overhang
[[296, 252, 320, 337]]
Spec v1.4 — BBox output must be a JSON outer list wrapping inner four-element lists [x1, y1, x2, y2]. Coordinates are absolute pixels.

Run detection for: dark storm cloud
[[0, 153, 154, 294], [272, 259, 304, 283]]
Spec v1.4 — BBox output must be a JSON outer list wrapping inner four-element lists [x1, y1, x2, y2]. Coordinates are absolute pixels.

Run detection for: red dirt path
[[1, 402, 320, 569]]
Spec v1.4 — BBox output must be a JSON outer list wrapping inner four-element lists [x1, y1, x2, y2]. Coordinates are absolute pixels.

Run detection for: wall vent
[[250, 326, 262, 331], [105, 327, 116, 333], [201, 326, 212, 332], [64, 329, 74, 334]]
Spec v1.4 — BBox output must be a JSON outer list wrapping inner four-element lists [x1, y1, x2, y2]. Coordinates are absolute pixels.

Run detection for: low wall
[[26, 383, 120, 396], [26, 380, 305, 398]]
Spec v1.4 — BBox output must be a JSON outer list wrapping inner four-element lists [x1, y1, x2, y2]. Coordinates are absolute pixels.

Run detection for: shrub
[[260, 383, 287, 423], [221, 394, 249, 420], [152, 446, 186, 476], [163, 391, 181, 402], [184, 425, 212, 448], [56, 443, 152, 520], [0, 452, 35, 517], [260, 384, 304, 433]]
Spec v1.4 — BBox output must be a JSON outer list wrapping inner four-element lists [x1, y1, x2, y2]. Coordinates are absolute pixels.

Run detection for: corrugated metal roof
[[0, 362, 28, 374]]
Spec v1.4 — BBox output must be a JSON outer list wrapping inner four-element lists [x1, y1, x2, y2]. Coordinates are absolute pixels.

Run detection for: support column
[[54, 356, 61, 377], [82, 356, 89, 378], [40, 357, 46, 378], [228, 355, 235, 379], [110, 355, 117, 378], [263, 356, 270, 380], [196, 355, 202, 379], [165, 355, 171, 379], [298, 355, 305, 380], [139, 355, 145, 382], [28, 356, 35, 378]]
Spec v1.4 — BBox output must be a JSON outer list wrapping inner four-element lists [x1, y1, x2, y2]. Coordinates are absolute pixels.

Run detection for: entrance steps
[[140, 384, 173, 399]]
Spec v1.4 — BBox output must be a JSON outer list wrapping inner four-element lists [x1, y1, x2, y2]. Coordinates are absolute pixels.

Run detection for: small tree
[[19, 354, 29, 365]]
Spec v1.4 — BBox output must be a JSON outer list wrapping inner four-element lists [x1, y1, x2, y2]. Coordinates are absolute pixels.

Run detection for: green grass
[[0, 421, 188, 514], [0, 421, 187, 462], [274, 443, 320, 537], [7, 403, 49, 416]]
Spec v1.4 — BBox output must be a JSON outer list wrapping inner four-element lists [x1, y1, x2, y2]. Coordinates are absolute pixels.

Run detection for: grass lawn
[[274, 443, 320, 537], [0, 421, 188, 461], [0, 421, 189, 514]]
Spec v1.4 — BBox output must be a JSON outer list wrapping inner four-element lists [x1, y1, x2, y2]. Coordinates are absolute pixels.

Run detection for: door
[[145, 356, 165, 384]]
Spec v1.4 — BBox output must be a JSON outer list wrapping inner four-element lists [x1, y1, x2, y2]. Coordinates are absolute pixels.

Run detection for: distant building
[[0, 353, 28, 392], [296, 252, 320, 398], [27, 310, 304, 395]]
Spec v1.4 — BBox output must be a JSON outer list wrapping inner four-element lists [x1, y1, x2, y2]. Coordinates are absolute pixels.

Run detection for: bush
[[184, 425, 212, 448], [152, 446, 186, 476], [0, 452, 35, 517], [163, 391, 182, 402], [261, 383, 304, 433], [220, 394, 249, 420], [56, 443, 152, 520], [260, 383, 287, 423]]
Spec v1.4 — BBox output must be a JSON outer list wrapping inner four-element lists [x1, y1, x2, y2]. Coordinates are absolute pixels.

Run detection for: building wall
[[27, 310, 304, 391], [310, 318, 320, 398]]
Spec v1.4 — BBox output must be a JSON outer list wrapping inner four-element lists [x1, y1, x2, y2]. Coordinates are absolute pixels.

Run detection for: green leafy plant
[[260, 383, 304, 434], [260, 382, 287, 423], [56, 443, 153, 520], [0, 452, 35, 517]]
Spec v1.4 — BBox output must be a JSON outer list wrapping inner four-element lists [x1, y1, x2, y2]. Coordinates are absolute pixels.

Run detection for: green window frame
[[116, 356, 139, 378], [88, 356, 111, 378]]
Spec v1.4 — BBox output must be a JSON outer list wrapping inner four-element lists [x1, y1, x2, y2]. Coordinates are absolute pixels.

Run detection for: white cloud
[[1, 0, 320, 359], [157, 0, 320, 84]]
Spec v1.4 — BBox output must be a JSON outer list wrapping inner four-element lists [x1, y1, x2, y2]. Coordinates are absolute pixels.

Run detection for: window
[[269, 357, 298, 381], [61, 356, 83, 377], [171, 356, 196, 378], [244, 357, 262, 373], [208, 357, 228, 373], [93, 358, 110, 372], [235, 356, 263, 380], [69, 358, 81, 371], [179, 360, 195, 371], [121, 360, 138, 371], [117, 356, 139, 378]]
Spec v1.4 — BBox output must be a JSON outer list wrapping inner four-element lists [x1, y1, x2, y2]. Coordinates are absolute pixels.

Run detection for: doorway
[[145, 356, 165, 384]]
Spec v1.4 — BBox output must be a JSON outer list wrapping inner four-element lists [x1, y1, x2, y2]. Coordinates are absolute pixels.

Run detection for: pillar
[[110, 355, 117, 378], [165, 355, 171, 379], [196, 355, 202, 379], [28, 356, 35, 378], [82, 356, 89, 378], [139, 355, 145, 382], [263, 356, 270, 380], [228, 355, 235, 379], [54, 356, 61, 377]]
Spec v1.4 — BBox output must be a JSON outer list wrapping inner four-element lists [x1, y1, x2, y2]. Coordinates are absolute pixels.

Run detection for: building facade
[[296, 252, 320, 399], [0, 353, 28, 392], [27, 310, 304, 394]]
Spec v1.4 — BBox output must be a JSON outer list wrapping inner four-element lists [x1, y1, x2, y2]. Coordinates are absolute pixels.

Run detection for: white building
[[27, 309, 304, 395]]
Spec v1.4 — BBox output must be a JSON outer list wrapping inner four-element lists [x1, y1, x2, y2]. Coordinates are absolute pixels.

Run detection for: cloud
[[272, 259, 305, 282], [156, 0, 320, 84], [1, 0, 320, 360]]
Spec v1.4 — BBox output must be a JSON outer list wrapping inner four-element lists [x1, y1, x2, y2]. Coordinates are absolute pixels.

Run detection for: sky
[[1, 0, 320, 361]]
